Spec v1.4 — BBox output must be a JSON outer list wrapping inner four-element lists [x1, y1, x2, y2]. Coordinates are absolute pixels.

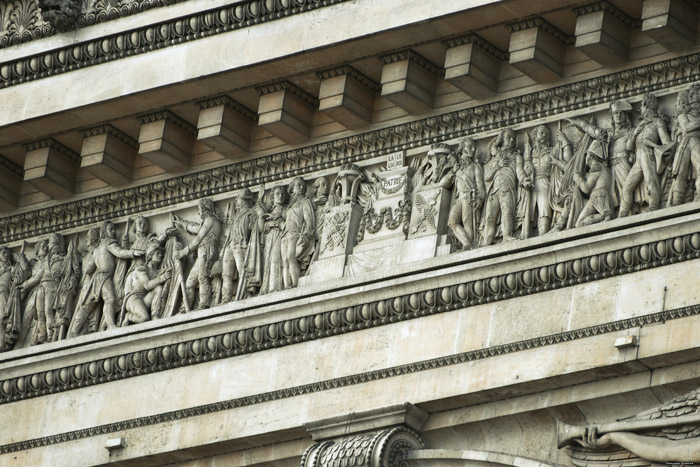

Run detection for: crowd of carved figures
[[0, 86, 699, 352]]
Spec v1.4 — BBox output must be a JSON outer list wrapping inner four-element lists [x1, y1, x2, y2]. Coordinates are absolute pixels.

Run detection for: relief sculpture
[[2, 88, 700, 352]]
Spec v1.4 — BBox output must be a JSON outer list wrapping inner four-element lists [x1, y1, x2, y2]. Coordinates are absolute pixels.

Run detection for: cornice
[[378, 49, 443, 76], [255, 81, 319, 107], [81, 124, 138, 150], [2, 294, 700, 454], [196, 95, 257, 121], [0, 227, 698, 409], [316, 65, 381, 93], [1, 51, 699, 243], [0, 0, 350, 90], [22, 138, 80, 164], [441, 33, 509, 61], [573, 1, 640, 29], [0, 155, 23, 178], [138, 110, 197, 135], [507, 17, 574, 45]]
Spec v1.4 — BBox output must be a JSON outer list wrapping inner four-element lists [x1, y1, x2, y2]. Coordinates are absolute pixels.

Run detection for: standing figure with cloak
[[258, 185, 289, 295], [281, 177, 316, 290]]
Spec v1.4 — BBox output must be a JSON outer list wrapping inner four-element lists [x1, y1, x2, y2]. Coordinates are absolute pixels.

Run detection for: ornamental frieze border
[[1, 51, 700, 243], [0, 0, 350, 88], [1, 226, 699, 410], [2, 291, 700, 454]]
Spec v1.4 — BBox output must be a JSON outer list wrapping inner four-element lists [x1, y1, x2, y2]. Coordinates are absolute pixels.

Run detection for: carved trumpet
[[557, 413, 700, 449]]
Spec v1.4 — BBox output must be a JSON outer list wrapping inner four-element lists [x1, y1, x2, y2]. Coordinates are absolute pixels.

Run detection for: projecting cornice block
[[196, 96, 255, 159], [574, 1, 635, 65], [138, 111, 196, 172], [256, 81, 316, 145], [641, 0, 699, 50], [443, 34, 505, 99], [508, 17, 570, 83], [317, 66, 379, 129], [80, 125, 136, 186], [23, 139, 79, 199], [379, 50, 440, 115], [0, 156, 22, 210]]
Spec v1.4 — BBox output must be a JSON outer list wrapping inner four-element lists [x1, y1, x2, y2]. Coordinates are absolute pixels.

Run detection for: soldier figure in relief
[[121, 244, 172, 326], [520, 125, 573, 236], [574, 140, 613, 227], [220, 189, 259, 302], [670, 84, 700, 205], [67, 222, 144, 337], [620, 94, 672, 216], [173, 198, 222, 311], [442, 137, 485, 249], [0, 248, 12, 323], [482, 129, 523, 246], [280, 177, 315, 289], [567, 100, 635, 210]]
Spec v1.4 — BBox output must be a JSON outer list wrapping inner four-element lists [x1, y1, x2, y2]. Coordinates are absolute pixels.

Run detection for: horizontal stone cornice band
[[1, 52, 699, 244], [0, 0, 350, 89], [1, 226, 699, 409], [2, 297, 700, 454]]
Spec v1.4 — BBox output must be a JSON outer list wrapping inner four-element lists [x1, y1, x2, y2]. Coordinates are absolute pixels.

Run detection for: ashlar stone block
[[379, 50, 440, 115], [138, 111, 196, 172], [196, 96, 255, 159], [317, 66, 378, 129], [574, 2, 635, 65], [0, 157, 23, 210], [641, 0, 699, 50], [23, 139, 79, 199], [443, 35, 504, 99], [408, 185, 452, 240], [256, 81, 316, 145], [508, 18, 570, 83], [80, 125, 136, 186]]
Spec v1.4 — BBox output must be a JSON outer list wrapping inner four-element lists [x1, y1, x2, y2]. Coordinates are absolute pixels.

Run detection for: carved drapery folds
[[559, 387, 700, 464]]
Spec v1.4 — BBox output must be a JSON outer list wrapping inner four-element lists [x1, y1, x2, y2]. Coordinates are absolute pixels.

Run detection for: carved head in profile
[[38, 0, 82, 32], [495, 128, 516, 151], [145, 243, 164, 266], [198, 198, 216, 219], [290, 177, 307, 196], [86, 228, 100, 248], [48, 233, 65, 255], [641, 93, 659, 118], [0, 247, 10, 263], [457, 137, 476, 163], [532, 125, 551, 147]]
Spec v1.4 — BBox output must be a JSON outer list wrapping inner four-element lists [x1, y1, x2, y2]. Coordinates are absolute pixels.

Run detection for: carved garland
[[3, 292, 700, 454], [1, 52, 699, 243], [0, 0, 350, 87], [1, 228, 699, 410]]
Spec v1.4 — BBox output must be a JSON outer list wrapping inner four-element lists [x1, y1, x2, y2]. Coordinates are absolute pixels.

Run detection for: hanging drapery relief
[[1, 86, 699, 353]]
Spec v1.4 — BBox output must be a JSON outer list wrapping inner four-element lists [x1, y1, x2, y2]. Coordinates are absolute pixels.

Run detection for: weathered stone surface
[[80, 125, 136, 186], [23, 139, 79, 199]]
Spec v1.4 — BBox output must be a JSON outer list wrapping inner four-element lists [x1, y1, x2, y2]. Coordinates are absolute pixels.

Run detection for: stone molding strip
[[378, 49, 443, 76], [2, 295, 700, 455], [0, 155, 23, 177], [1, 227, 699, 407], [0, 0, 350, 89], [138, 110, 197, 135], [573, 1, 640, 29], [22, 138, 80, 164], [255, 80, 319, 107], [1, 51, 699, 243], [81, 124, 138, 150], [441, 34, 509, 61], [316, 65, 381, 93], [196, 95, 257, 121], [507, 17, 574, 45]]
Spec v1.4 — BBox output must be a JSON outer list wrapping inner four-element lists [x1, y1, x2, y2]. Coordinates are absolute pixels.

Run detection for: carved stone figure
[[38, 0, 82, 32], [258, 186, 288, 295], [670, 84, 700, 206], [280, 177, 315, 289], [417, 143, 455, 187], [518, 125, 572, 237], [567, 100, 635, 210], [173, 198, 222, 311], [220, 189, 260, 302], [620, 94, 673, 216], [69, 228, 99, 336], [574, 140, 613, 227], [442, 137, 485, 249], [67, 222, 144, 337], [482, 129, 523, 245], [19, 234, 69, 344], [0, 247, 13, 326], [0, 246, 29, 351], [121, 244, 172, 326], [52, 235, 80, 341], [559, 386, 700, 464]]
